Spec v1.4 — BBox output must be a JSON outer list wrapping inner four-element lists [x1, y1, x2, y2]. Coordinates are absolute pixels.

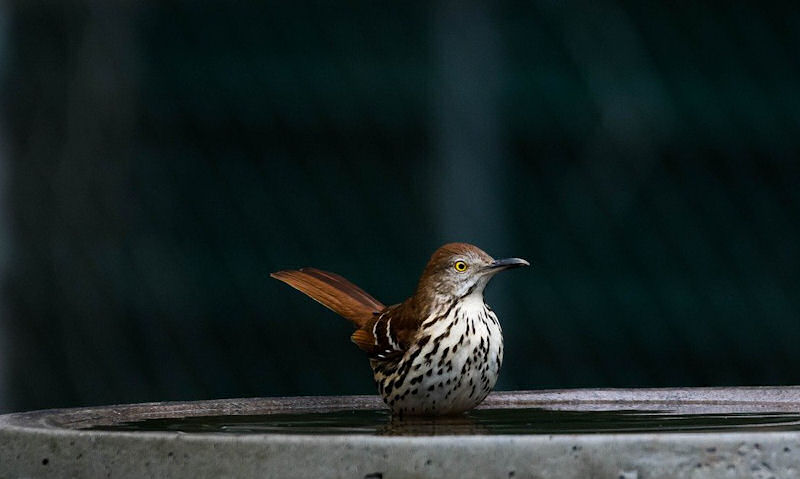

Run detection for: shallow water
[[86, 408, 800, 435]]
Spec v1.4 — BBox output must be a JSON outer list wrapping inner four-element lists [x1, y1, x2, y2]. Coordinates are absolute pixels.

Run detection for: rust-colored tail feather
[[270, 267, 385, 327]]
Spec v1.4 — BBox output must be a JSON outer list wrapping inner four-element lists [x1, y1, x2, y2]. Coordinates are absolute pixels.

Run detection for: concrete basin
[[2, 387, 800, 478]]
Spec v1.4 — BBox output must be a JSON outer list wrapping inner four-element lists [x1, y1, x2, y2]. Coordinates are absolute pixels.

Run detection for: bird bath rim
[[5, 387, 800, 479], [6, 387, 800, 434]]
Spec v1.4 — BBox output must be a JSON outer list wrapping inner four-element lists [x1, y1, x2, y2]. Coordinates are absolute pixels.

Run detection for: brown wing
[[350, 301, 423, 360], [271, 267, 385, 328]]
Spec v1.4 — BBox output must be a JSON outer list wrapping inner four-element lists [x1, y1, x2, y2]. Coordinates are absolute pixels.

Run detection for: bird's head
[[415, 243, 529, 301]]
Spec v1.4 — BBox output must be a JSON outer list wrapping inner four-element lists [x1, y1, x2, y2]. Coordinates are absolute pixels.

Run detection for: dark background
[[1, 2, 799, 413]]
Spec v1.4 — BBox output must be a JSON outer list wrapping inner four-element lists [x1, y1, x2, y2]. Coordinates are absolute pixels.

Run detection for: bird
[[271, 243, 529, 416]]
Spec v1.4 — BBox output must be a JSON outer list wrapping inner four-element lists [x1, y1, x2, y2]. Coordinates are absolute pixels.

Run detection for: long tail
[[270, 267, 385, 328]]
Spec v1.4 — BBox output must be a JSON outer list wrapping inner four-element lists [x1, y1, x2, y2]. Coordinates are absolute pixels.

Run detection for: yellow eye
[[454, 260, 468, 272]]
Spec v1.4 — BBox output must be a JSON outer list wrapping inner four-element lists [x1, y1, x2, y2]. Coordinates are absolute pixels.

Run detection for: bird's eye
[[454, 261, 468, 272]]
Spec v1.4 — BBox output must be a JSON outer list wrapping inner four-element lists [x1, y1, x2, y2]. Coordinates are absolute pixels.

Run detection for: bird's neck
[[456, 291, 488, 311], [409, 284, 486, 321]]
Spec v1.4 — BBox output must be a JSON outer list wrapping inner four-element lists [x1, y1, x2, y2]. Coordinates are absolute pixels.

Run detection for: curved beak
[[488, 257, 530, 271]]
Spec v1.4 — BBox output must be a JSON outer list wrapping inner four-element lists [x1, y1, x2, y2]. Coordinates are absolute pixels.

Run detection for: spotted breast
[[372, 294, 503, 415]]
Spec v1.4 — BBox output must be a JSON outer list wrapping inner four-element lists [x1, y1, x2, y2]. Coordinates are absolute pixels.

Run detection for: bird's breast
[[372, 296, 504, 415]]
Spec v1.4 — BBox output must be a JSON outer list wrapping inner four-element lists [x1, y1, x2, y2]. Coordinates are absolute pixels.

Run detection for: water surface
[[86, 408, 800, 435]]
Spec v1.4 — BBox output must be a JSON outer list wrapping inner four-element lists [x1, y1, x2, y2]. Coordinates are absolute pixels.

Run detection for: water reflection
[[380, 414, 489, 436]]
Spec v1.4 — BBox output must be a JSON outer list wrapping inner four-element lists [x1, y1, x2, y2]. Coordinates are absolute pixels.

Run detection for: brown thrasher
[[271, 243, 529, 416]]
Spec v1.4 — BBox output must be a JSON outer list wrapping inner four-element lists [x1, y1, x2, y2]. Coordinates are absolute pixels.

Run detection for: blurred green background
[[1, 2, 799, 413]]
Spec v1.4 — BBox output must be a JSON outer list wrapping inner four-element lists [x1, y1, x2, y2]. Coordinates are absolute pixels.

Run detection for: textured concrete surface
[[3, 388, 800, 478]]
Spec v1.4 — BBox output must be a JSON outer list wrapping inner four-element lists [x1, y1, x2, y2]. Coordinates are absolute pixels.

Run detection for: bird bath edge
[[3, 387, 800, 478]]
